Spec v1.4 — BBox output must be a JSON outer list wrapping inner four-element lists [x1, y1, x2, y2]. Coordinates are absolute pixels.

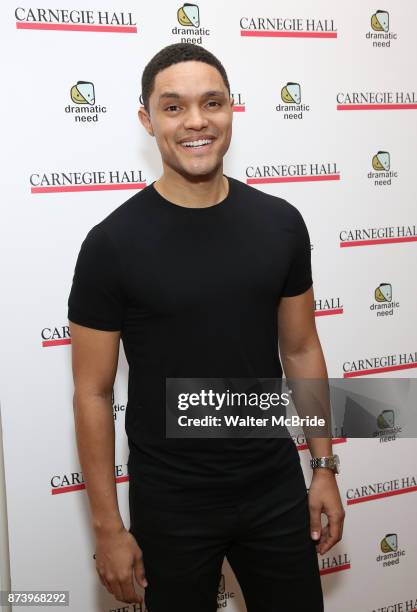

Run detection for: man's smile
[[178, 137, 216, 152]]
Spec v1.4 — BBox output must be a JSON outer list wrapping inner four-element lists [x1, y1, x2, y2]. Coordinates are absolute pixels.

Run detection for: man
[[68, 42, 345, 611]]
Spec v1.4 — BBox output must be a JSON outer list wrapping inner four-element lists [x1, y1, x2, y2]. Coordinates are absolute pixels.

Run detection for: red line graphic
[[31, 182, 146, 194], [344, 362, 417, 378], [320, 563, 351, 575], [341, 236, 417, 247], [42, 339, 71, 347], [16, 22, 137, 33], [315, 308, 344, 317], [247, 174, 340, 185], [241, 31, 337, 38], [337, 104, 417, 111], [52, 474, 129, 495], [347, 484, 417, 505], [233, 105, 246, 112], [297, 437, 347, 452]]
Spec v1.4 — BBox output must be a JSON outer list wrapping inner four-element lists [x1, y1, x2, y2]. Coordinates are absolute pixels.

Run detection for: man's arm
[[70, 321, 124, 533], [277, 287, 345, 554], [277, 286, 332, 458], [70, 320, 147, 603]]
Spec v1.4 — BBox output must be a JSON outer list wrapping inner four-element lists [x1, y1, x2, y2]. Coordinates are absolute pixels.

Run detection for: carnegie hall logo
[[231, 92, 245, 112], [339, 225, 417, 247], [315, 297, 344, 317], [276, 82, 310, 119], [367, 10, 397, 47], [65, 81, 107, 123], [106, 604, 147, 612], [217, 573, 235, 608], [371, 595, 417, 612], [112, 388, 126, 422], [15, 7, 137, 33], [51, 464, 129, 494], [172, 3, 210, 43], [245, 162, 340, 184], [29, 170, 147, 193], [370, 283, 400, 318], [240, 16, 337, 38], [373, 409, 402, 442], [377, 533, 406, 567], [319, 552, 350, 575], [106, 601, 148, 611], [293, 434, 347, 451], [368, 151, 398, 186], [343, 351, 417, 377], [337, 91, 417, 111], [346, 475, 417, 505], [41, 325, 71, 347]]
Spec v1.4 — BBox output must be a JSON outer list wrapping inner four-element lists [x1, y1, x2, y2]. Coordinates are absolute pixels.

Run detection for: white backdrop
[[1, 1, 417, 611]]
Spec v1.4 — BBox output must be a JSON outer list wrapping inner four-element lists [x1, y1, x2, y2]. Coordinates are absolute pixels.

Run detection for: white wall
[[1, 1, 417, 610]]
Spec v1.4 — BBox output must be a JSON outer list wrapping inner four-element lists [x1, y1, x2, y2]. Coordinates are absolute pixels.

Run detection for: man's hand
[[95, 525, 148, 604], [308, 470, 345, 555]]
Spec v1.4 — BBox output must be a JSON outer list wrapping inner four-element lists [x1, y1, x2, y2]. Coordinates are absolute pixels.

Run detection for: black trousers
[[128, 463, 324, 612]]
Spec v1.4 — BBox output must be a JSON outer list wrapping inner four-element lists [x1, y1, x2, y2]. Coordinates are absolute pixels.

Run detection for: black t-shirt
[[68, 175, 313, 502]]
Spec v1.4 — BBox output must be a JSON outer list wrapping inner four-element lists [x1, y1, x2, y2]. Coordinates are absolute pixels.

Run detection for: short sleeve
[[281, 207, 313, 297], [67, 224, 125, 331]]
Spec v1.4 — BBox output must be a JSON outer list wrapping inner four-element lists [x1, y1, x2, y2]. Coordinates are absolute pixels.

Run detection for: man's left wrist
[[310, 454, 340, 475], [312, 467, 337, 478]]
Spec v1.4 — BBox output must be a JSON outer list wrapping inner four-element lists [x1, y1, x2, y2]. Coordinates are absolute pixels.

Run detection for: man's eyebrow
[[158, 90, 227, 101]]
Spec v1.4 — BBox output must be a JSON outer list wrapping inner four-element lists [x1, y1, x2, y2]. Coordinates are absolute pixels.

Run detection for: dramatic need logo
[[276, 82, 310, 119], [172, 3, 210, 43], [368, 151, 398, 185], [366, 10, 397, 47], [377, 533, 406, 567], [65, 81, 107, 122], [370, 283, 399, 318]]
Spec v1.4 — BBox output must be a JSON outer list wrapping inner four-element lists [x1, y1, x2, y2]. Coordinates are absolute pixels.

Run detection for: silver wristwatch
[[310, 454, 340, 474]]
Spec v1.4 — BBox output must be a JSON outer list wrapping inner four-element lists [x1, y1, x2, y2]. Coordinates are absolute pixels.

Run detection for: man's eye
[[165, 102, 220, 112]]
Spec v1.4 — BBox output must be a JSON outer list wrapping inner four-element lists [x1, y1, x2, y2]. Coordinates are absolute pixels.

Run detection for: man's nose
[[183, 106, 209, 130]]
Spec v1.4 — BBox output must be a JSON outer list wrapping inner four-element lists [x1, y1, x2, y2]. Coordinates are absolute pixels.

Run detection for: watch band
[[310, 454, 340, 474]]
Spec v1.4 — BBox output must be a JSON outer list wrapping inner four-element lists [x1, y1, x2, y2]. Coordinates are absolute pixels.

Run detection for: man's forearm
[[280, 340, 333, 458], [73, 392, 124, 534]]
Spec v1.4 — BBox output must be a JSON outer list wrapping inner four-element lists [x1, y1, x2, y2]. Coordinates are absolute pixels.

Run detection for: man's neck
[[154, 166, 229, 209]]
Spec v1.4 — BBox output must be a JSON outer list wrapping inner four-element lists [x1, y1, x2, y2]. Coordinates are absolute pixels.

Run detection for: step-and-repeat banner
[[1, 1, 417, 610]]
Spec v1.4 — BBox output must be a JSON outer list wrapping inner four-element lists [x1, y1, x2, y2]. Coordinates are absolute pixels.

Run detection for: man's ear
[[138, 106, 154, 136], [230, 95, 234, 109]]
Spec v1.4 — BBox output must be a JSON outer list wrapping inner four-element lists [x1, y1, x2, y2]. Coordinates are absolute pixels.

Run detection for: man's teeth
[[181, 139, 213, 148]]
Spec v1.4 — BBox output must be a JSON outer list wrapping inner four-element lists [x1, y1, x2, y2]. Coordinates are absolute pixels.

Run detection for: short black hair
[[141, 43, 230, 112]]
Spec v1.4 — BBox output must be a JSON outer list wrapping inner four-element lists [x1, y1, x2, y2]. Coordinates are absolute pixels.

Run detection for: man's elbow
[[72, 389, 113, 414], [279, 332, 321, 361]]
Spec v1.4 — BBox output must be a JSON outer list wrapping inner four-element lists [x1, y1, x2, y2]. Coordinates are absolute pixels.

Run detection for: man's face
[[139, 60, 233, 178]]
